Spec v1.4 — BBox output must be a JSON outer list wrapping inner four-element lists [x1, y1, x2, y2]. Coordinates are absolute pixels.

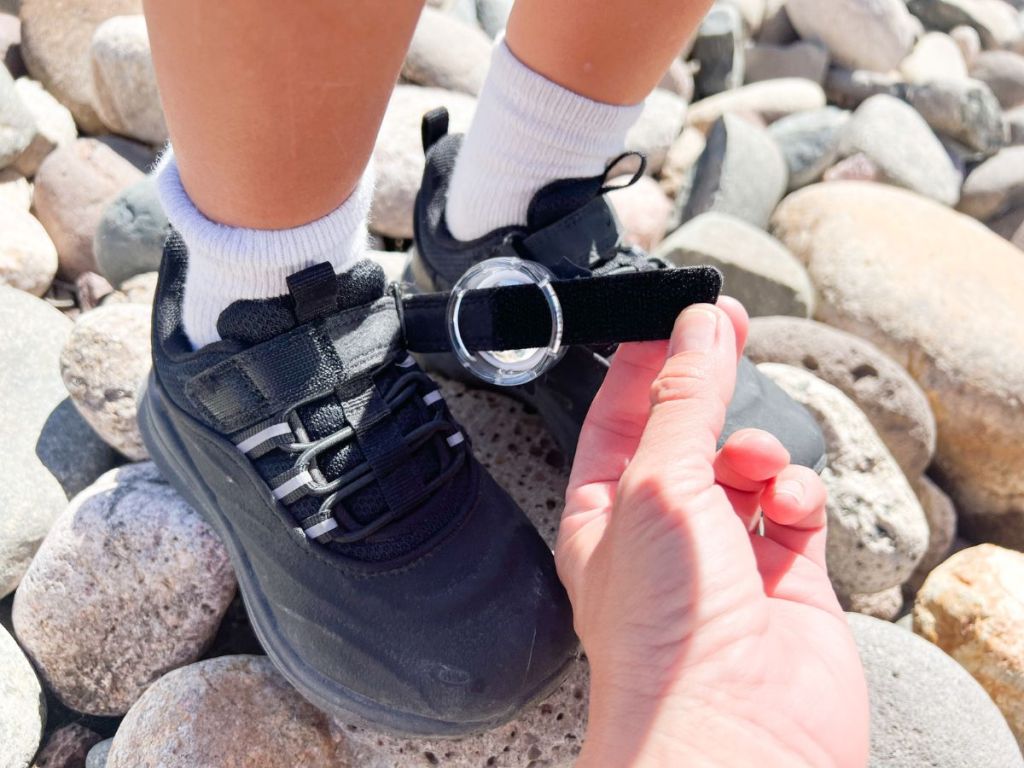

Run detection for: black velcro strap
[[287, 262, 338, 323], [401, 266, 722, 354], [421, 107, 450, 153]]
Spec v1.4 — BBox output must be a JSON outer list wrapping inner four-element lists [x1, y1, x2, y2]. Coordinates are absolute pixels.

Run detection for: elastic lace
[[280, 369, 466, 544]]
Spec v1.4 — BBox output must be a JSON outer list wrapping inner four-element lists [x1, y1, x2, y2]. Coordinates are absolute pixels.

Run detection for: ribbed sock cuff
[[445, 37, 643, 240], [154, 149, 374, 348]]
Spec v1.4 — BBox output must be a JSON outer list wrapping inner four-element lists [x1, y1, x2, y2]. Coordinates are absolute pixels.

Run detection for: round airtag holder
[[447, 257, 566, 386]]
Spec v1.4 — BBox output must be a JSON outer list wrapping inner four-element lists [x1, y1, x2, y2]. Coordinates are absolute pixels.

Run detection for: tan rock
[[0, 203, 57, 295], [659, 126, 706, 198], [60, 303, 150, 459], [32, 138, 143, 279], [914, 544, 1024, 747], [772, 182, 1024, 548], [403, 7, 491, 96], [11, 76, 77, 177], [686, 78, 826, 132], [901, 32, 969, 84], [107, 656, 347, 768], [19, 0, 141, 132], [838, 585, 904, 621]]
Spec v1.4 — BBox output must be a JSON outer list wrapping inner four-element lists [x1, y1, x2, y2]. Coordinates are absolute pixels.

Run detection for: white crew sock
[[154, 150, 374, 349], [445, 37, 643, 241]]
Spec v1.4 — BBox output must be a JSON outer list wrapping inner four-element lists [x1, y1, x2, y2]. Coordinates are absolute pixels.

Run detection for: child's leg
[[444, 0, 712, 241], [143, 0, 425, 347]]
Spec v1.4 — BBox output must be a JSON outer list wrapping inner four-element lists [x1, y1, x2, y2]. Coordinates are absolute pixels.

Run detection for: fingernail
[[672, 307, 718, 354], [775, 478, 805, 502]]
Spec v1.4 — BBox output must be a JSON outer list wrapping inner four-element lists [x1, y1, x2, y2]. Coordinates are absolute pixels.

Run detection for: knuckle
[[649, 355, 713, 407]]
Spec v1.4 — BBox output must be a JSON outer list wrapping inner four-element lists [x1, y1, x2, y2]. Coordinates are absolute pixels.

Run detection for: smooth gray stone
[[86, 738, 113, 768], [475, 0, 511, 37], [769, 106, 850, 190], [0, 287, 118, 598], [682, 113, 788, 229], [901, 77, 1005, 155], [94, 176, 169, 287], [849, 613, 1023, 768]]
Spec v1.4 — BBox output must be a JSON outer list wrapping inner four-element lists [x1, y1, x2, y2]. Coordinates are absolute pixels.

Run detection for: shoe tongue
[[525, 173, 606, 231], [216, 259, 388, 346]]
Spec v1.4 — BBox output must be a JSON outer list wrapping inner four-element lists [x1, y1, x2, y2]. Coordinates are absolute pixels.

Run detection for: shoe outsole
[[138, 373, 575, 738]]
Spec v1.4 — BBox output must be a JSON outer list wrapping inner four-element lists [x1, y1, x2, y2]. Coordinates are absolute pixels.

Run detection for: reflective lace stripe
[[235, 423, 292, 454], [422, 390, 443, 406], [304, 518, 339, 539], [446, 431, 464, 447], [272, 470, 314, 500]]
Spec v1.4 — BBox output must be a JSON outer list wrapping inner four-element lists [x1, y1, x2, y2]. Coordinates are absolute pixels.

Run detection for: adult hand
[[558, 300, 869, 768]]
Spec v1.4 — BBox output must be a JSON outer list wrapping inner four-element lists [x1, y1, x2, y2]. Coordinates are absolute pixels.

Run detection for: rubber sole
[[138, 374, 574, 738]]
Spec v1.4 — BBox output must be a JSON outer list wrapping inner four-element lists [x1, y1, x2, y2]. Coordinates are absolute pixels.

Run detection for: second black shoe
[[139, 237, 579, 736], [409, 108, 827, 471]]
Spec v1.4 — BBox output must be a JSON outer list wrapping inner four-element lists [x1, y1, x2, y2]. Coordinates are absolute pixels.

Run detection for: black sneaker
[[409, 108, 827, 471], [138, 236, 579, 736]]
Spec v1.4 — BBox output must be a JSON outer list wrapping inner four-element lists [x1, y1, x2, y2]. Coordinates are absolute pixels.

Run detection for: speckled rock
[[31, 724, 102, 768], [687, 78, 826, 131], [403, 7, 491, 96], [0, 167, 30, 209], [960, 146, 1024, 221], [769, 106, 850, 190], [906, 0, 1023, 50], [771, 182, 1024, 549], [12, 462, 236, 715], [900, 78, 1004, 155], [19, 0, 141, 132], [10, 77, 76, 177], [341, 657, 589, 768], [106, 656, 347, 768], [681, 113, 788, 229], [0, 287, 117, 598], [839, 585, 904, 621], [85, 740, 111, 768], [915, 544, 1024, 747], [745, 40, 829, 85], [971, 50, 1024, 108], [371, 85, 475, 239], [0, 63, 35, 170], [625, 89, 686, 176], [745, 317, 936, 477], [94, 176, 167, 288], [0, 204, 57, 296], [606, 174, 671, 251], [90, 15, 167, 144], [0, 624, 45, 768], [60, 303, 150, 459], [758, 363, 928, 594], [901, 32, 969, 83], [839, 95, 962, 206], [32, 138, 143, 279], [656, 212, 812, 317], [787, 0, 916, 71], [850, 612, 1023, 768], [438, 377, 569, 547]]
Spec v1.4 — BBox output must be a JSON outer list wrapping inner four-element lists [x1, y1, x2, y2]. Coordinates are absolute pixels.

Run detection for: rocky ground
[[2, 0, 1024, 765]]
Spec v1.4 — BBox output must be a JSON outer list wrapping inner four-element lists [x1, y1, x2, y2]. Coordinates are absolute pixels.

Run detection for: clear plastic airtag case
[[447, 257, 565, 387]]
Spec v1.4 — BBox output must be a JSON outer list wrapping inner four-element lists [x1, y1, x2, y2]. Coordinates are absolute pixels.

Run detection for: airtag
[[447, 257, 565, 386]]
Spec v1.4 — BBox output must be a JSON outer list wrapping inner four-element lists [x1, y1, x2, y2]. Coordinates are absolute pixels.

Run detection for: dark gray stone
[[769, 106, 850, 190], [94, 176, 169, 287], [745, 40, 829, 85], [692, 3, 745, 98], [682, 113, 788, 229], [849, 612, 1023, 768], [0, 286, 118, 598], [825, 66, 902, 110], [901, 78, 1005, 155]]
